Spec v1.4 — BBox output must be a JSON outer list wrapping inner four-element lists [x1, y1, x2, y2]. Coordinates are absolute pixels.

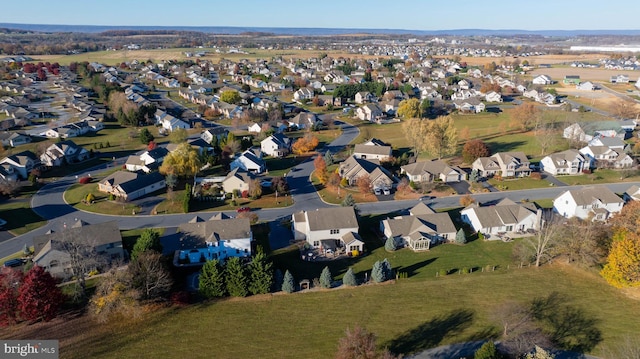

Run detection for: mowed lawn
[[557, 169, 640, 186], [48, 264, 640, 359]]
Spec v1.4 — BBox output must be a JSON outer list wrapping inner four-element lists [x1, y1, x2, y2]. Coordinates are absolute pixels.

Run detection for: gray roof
[[304, 207, 358, 231], [354, 144, 392, 156], [383, 213, 456, 239], [402, 160, 463, 177], [33, 220, 122, 259], [178, 217, 252, 244], [410, 202, 436, 215], [559, 187, 623, 206], [464, 198, 538, 228]]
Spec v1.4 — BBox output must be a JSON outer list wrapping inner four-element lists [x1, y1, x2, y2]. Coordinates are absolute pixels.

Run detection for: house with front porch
[[98, 171, 166, 201], [356, 104, 384, 122], [472, 152, 530, 178], [40, 140, 90, 168], [230, 149, 266, 174], [553, 186, 624, 221], [460, 198, 542, 238], [380, 203, 457, 251], [292, 206, 363, 254], [261, 133, 291, 158]]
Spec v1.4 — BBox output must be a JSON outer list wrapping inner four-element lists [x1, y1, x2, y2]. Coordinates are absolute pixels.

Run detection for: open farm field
[[437, 54, 604, 67], [531, 67, 640, 82]]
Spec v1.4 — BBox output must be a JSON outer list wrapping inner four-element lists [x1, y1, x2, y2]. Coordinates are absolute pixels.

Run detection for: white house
[[576, 81, 596, 91], [125, 147, 168, 173], [460, 198, 542, 238], [293, 88, 314, 101], [579, 146, 634, 169], [98, 171, 166, 201], [532, 74, 552, 85], [230, 149, 266, 174], [352, 140, 392, 161], [540, 149, 586, 175], [473, 152, 530, 178], [292, 207, 363, 254], [0, 150, 40, 179], [356, 104, 384, 122], [553, 187, 624, 221], [39, 140, 89, 167], [260, 133, 291, 158], [623, 185, 640, 202], [221, 168, 255, 194], [177, 217, 253, 262]]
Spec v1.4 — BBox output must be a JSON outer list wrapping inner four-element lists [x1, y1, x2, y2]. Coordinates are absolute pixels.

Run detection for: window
[[349, 245, 359, 251], [506, 225, 513, 232], [330, 229, 340, 235], [313, 241, 319, 247], [49, 260, 59, 268]]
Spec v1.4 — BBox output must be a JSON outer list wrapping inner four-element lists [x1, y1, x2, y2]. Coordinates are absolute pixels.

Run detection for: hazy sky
[[2, 0, 639, 30]]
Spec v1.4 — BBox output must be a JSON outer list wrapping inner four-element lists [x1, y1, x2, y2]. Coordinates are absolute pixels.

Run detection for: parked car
[[260, 180, 272, 188], [374, 188, 382, 195], [236, 207, 251, 213], [3, 258, 24, 268], [383, 188, 391, 195]]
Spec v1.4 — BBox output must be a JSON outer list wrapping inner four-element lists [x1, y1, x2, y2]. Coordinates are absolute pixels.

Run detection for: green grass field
[[0, 199, 46, 235], [64, 183, 141, 216], [488, 177, 552, 191], [53, 264, 640, 359], [558, 169, 640, 186]]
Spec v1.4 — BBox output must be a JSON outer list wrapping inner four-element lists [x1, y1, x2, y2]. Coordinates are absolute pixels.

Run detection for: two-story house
[[472, 152, 530, 178], [553, 187, 624, 221], [292, 206, 363, 255], [540, 149, 586, 175]]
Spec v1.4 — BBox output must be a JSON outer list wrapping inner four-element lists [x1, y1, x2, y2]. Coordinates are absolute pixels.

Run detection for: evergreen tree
[[131, 229, 163, 260], [343, 268, 357, 287], [385, 237, 397, 251], [341, 193, 356, 207], [319, 266, 332, 289], [199, 260, 225, 298], [273, 269, 284, 292], [225, 257, 248, 297], [456, 228, 467, 245], [474, 341, 501, 359], [324, 150, 333, 166], [17, 266, 63, 322], [381, 258, 393, 281], [282, 270, 295, 293], [371, 261, 385, 283], [469, 168, 480, 183], [248, 247, 273, 295]]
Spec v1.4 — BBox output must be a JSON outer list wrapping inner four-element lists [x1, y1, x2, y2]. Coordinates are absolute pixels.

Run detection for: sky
[[2, 0, 640, 31]]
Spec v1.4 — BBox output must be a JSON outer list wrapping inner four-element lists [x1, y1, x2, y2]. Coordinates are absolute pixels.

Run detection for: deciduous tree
[[527, 215, 561, 267], [397, 98, 421, 118], [220, 90, 241, 105], [356, 176, 372, 196], [0, 268, 22, 326], [510, 102, 540, 131], [314, 155, 328, 184], [128, 251, 173, 300], [18, 266, 63, 322], [169, 127, 188, 144], [425, 115, 458, 159], [159, 142, 202, 179], [601, 230, 640, 288], [462, 139, 490, 163]]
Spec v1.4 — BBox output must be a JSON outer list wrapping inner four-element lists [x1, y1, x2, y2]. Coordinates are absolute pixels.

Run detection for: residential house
[[579, 146, 634, 169], [293, 88, 314, 101], [460, 198, 542, 237], [176, 217, 253, 264], [230, 149, 266, 174], [452, 98, 485, 113], [247, 122, 263, 133], [125, 147, 168, 173], [0, 150, 39, 179], [292, 207, 363, 254], [380, 203, 457, 251], [200, 127, 228, 144], [472, 152, 530, 178], [623, 185, 640, 202], [610, 74, 630, 83], [553, 186, 624, 221], [261, 133, 291, 158], [540, 149, 586, 175], [40, 140, 90, 167], [401, 160, 466, 183], [221, 168, 256, 194], [484, 91, 503, 103], [0, 163, 18, 182], [32, 220, 124, 280], [0, 132, 30, 147], [288, 112, 320, 130], [98, 171, 166, 201], [356, 104, 384, 122], [532, 74, 553, 85], [588, 137, 627, 151], [355, 91, 375, 104], [339, 156, 394, 189], [576, 81, 596, 91], [353, 139, 392, 161]]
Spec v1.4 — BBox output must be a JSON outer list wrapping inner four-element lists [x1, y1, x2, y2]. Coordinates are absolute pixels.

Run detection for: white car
[[383, 188, 391, 195]]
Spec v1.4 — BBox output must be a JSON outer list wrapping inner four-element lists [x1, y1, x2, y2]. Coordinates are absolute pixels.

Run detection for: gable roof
[[402, 160, 463, 177], [558, 187, 623, 206], [178, 218, 252, 243], [299, 207, 358, 231], [463, 199, 538, 228], [353, 143, 392, 156], [33, 220, 122, 260]]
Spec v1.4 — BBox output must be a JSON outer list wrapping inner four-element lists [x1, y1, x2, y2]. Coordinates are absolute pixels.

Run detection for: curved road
[[1, 119, 639, 259]]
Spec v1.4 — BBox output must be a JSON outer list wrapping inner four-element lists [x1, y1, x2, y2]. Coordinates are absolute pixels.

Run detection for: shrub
[[78, 177, 91, 184], [439, 269, 448, 276], [384, 237, 397, 251], [530, 172, 542, 180], [319, 266, 332, 289], [241, 190, 249, 199]]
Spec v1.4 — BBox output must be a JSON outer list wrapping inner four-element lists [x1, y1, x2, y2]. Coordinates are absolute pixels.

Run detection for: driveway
[[543, 173, 568, 187], [448, 181, 470, 195]]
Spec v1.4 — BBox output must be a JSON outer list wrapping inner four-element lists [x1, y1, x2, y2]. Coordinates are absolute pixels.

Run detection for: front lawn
[[311, 171, 377, 205], [559, 169, 640, 186], [0, 199, 46, 235], [264, 154, 312, 177], [64, 183, 141, 216], [487, 177, 552, 191]]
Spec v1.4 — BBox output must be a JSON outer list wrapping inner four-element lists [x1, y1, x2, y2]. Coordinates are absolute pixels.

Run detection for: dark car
[[236, 207, 251, 213], [3, 258, 24, 268]]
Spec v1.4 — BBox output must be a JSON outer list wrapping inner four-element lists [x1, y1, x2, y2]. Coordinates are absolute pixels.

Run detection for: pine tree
[[225, 257, 248, 297], [199, 260, 226, 298], [371, 261, 385, 283], [343, 268, 357, 287], [341, 193, 356, 207], [324, 150, 333, 166], [248, 247, 273, 295], [382, 258, 393, 281], [456, 228, 467, 244], [273, 269, 284, 292], [319, 266, 332, 289], [385, 237, 397, 251], [131, 228, 163, 260], [282, 270, 295, 293], [18, 266, 64, 322]]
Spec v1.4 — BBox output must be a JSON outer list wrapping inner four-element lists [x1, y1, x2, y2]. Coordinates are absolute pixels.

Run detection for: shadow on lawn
[[531, 292, 602, 353], [386, 309, 476, 355], [395, 258, 437, 278], [487, 140, 528, 154]]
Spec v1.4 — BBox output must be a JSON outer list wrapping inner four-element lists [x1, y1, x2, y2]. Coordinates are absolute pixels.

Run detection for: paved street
[[0, 118, 638, 259]]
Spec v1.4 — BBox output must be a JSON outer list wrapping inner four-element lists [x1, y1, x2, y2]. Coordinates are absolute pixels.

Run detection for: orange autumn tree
[[313, 156, 328, 184], [292, 133, 319, 155]]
